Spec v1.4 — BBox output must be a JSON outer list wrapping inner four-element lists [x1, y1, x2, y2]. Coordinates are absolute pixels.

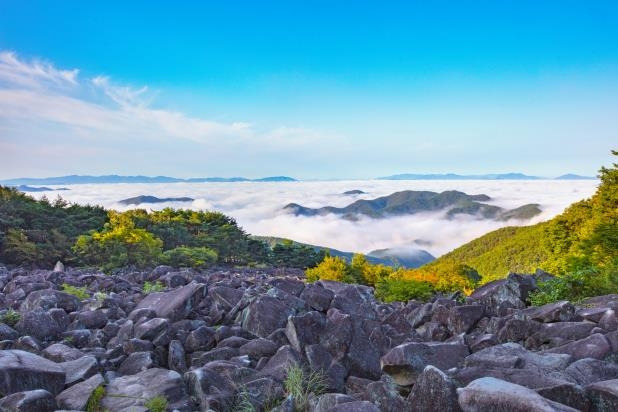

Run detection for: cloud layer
[[25, 179, 599, 257]]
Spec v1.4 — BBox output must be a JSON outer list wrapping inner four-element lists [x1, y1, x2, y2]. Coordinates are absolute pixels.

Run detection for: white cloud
[[0, 51, 79, 89], [26, 179, 599, 257]]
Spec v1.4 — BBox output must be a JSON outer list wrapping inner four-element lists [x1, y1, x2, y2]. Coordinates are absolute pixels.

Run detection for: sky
[[1, 1, 617, 179]]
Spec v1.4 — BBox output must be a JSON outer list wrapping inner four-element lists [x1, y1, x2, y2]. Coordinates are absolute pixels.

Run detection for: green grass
[[0, 309, 20, 327], [85, 385, 106, 412], [62, 283, 90, 300], [143, 281, 165, 294], [144, 395, 168, 412], [284, 365, 327, 411]]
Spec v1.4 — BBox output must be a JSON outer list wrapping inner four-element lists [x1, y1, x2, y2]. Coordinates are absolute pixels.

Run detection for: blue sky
[[0, 1, 617, 179]]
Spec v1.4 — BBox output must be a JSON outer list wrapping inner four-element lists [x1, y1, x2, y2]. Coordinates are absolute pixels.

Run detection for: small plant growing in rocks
[[143, 281, 165, 294], [0, 309, 20, 327], [94, 291, 108, 301], [284, 365, 327, 411], [62, 283, 90, 300], [144, 395, 168, 412], [85, 385, 106, 412]]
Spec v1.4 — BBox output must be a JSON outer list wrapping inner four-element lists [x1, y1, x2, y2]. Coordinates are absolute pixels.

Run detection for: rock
[[102, 368, 189, 411], [133, 317, 168, 341], [448, 305, 485, 334], [42, 343, 84, 362], [526, 322, 597, 349], [465, 342, 572, 373], [457, 377, 578, 412], [168, 339, 187, 373], [185, 326, 216, 352], [381, 342, 469, 385], [536, 382, 591, 412], [469, 273, 537, 316], [586, 379, 618, 411], [330, 284, 378, 320], [56, 373, 104, 411], [241, 295, 295, 338], [328, 400, 381, 411], [20, 289, 81, 312], [0, 389, 57, 412], [258, 345, 301, 381], [599, 309, 618, 332], [408, 365, 461, 412], [268, 277, 305, 296], [76, 309, 108, 329], [285, 311, 325, 352], [117, 351, 155, 375], [239, 338, 278, 359], [564, 358, 618, 386], [523, 301, 576, 323], [546, 333, 611, 360], [308, 393, 356, 412], [135, 281, 206, 321], [365, 376, 409, 412], [300, 284, 334, 312], [15, 309, 62, 341], [184, 366, 236, 410], [59, 355, 98, 386], [343, 319, 383, 380], [53, 261, 65, 273], [0, 322, 19, 341], [0, 350, 66, 396]]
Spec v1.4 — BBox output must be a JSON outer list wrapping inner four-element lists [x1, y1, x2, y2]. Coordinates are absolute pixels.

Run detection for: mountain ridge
[[0, 175, 297, 185]]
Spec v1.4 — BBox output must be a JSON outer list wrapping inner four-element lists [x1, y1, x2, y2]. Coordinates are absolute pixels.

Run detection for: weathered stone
[[408, 365, 461, 412], [184, 366, 236, 410], [381, 342, 469, 386], [565, 358, 618, 386], [0, 389, 57, 412], [449, 305, 485, 334], [185, 325, 216, 352], [241, 295, 295, 338], [42, 343, 84, 362], [523, 301, 577, 323], [457, 377, 578, 412], [586, 379, 618, 411], [20, 289, 81, 313], [56, 373, 104, 411], [300, 283, 334, 312], [239, 338, 278, 359], [0, 322, 19, 341], [328, 400, 381, 412], [536, 382, 591, 412], [15, 309, 62, 341], [135, 281, 206, 321], [102, 368, 189, 411], [133, 317, 168, 341], [258, 345, 301, 381], [268, 277, 305, 296], [546, 333, 611, 360], [308, 393, 356, 412], [365, 376, 408, 412], [168, 339, 187, 373], [0, 350, 66, 396], [465, 343, 572, 373], [286, 311, 325, 352], [117, 351, 155, 375], [469, 273, 537, 316], [59, 355, 98, 386]]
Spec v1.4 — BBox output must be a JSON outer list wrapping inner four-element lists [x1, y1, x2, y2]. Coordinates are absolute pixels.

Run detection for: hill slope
[[419, 153, 616, 284]]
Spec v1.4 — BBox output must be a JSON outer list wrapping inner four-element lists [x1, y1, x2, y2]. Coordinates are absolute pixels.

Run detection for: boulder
[[135, 281, 206, 321], [101, 368, 189, 411], [0, 350, 66, 396], [564, 358, 618, 386], [184, 366, 236, 410], [328, 401, 381, 412], [258, 345, 301, 381], [469, 273, 537, 316], [241, 295, 295, 338], [20, 289, 81, 313], [523, 301, 576, 323], [185, 326, 216, 352], [465, 342, 572, 373], [239, 338, 278, 359], [586, 379, 618, 411], [59, 355, 98, 386], [408, 365, 461, 412], [15, 309, 62, 341], [117, 351, 155, 375], [285, 311, 325, 352], [0, 389, 57, 412], [457, 377, 578, 412], [300, 284, 335, 312], [448, 305, 485, 334], [42, 343, 85, 362], [381, 342, 469, 386], [168, 339, 187, 373], [308, 393, 356, 412], [56, 373, 105, 411], [546, 333, 611, 360]]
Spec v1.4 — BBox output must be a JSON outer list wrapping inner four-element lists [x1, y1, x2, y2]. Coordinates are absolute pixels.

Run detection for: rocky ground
[[1, 264, 618, 411]]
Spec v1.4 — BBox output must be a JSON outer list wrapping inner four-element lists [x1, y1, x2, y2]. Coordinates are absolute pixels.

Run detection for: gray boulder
[[241, 295, 295, 338], [56, 373, 104, 411], [135, 281, 205, 321], [586, 379, 618, 411], [408, 365, 461, 412], [0, 350, 66, 396], [0, 389, 57, 412]]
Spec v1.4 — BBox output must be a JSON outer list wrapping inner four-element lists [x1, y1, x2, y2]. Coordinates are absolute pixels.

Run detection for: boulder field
[[1, 264, 618, 411]]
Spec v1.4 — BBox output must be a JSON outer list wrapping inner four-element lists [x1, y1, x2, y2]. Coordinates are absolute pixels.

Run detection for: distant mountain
[[554, 174, 596, 180], [0, 175, 297, 185], [283, 190, 542, 221], [367, 247, 435, 268], [119, 195, 194, 205], [254, 236, 434, 268], [14, 185, 70, 192], [378, 173, 541, 180], [342, 190, 366, 195]]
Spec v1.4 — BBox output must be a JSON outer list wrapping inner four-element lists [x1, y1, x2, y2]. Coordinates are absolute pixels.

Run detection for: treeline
[[308, 151, 617, 303], [0, 187, 324, 271]]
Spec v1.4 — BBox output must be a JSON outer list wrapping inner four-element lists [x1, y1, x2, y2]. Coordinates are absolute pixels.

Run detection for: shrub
[[375, 277, 435, 302], [305, 255, 349, 283], [529, 264, 618, 306], [143, 281, 165, 294], [161, 246, 217, 268], [284, 365, 327, 411], [144, 396, 168, 412], [0, 308, 20, 327], [62, 283, 90, 300]]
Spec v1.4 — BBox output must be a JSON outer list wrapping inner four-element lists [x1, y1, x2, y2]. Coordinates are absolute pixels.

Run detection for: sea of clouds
[[29, 180, 599, 257]]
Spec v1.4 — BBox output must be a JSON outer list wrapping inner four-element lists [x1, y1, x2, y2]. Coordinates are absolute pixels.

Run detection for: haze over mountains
[[0, 172, 595, 186]]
